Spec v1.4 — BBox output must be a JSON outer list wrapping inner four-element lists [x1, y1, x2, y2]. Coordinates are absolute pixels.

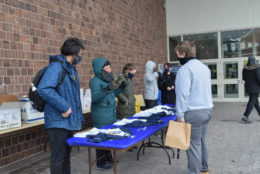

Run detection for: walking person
[[158, 63, 176, 105], [175, 41, 213, 174], [144, 60, 159, 109], [90, 58, 128, 170], [37, 38, 85, 174], [241, 56, 260, 124]]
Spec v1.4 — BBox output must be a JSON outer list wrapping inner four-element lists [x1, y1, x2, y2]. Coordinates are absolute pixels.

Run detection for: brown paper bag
[[165, 120, 191, 150]]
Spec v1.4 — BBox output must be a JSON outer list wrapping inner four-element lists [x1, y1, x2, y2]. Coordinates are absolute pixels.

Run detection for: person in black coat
[[242, 56, 260, 124], [158, 63, 176, 105]]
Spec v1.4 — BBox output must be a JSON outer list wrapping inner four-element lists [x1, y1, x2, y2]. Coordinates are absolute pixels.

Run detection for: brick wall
[[0, 0, 167, 167], [0, 0, 167, 95], [0, 125, 47, 166]]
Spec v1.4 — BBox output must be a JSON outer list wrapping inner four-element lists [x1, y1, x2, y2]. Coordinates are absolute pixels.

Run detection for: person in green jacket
[[116, 63, 137, 119], [89, 57, 128, 170]]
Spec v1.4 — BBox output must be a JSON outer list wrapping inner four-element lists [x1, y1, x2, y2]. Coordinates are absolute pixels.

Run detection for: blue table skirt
[[66, 115, 177, 149]]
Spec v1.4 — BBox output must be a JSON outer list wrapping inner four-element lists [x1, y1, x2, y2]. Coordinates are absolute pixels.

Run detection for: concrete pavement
[[1, 102, 260, 174]]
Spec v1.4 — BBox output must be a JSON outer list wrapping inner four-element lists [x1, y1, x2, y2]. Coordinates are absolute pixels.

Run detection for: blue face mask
[[72, 55, 82, 65], [128, 72, 135, 79], [165, 68, 170, 73]]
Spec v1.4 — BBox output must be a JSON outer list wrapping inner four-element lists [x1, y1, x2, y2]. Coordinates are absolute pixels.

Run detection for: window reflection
[[207, 64, 217, 79], [221, 28, 260, 58], [183, 32, 218, 60], [224, 84, 239, 98], [169, 36, 181, 61], [212, 85, 218, 98], [224, 62, 238, 79]]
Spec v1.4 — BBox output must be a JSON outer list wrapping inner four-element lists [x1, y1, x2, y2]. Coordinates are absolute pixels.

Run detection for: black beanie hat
[[103, 60, 111, 68]]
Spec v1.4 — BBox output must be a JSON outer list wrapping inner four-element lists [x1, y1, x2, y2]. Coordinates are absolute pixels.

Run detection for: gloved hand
[[119, 81, 128, 89], [104, 83, 113, 93]]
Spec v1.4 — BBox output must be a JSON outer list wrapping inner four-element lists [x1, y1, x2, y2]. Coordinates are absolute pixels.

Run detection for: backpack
[[28, 60, 66, 112]]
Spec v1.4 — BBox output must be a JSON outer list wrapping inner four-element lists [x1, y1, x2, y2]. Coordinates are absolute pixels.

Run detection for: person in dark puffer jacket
[[241, 56, 260, 124], [37, 38, 85, 174]]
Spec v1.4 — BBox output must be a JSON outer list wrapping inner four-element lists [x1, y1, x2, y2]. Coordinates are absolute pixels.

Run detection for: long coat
[[89, 58, 122, 128], [158, 72, 176, 104], [115, 73, 136, 119]]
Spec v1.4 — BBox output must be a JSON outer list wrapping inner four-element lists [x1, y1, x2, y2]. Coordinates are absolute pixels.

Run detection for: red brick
[[0, 0, 167, 166]]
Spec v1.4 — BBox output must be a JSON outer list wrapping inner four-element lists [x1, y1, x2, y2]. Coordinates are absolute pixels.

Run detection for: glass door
[[203, 60, 221, 102], [221, 57, 260, 102]]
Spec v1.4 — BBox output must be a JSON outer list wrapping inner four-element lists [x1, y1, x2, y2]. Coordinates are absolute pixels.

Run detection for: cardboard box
[[0, 102, 21, 131], [19, 97, 44, 123]]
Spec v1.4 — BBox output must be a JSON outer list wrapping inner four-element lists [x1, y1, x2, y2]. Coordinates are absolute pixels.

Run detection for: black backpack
[[28, 60, 66, 112]]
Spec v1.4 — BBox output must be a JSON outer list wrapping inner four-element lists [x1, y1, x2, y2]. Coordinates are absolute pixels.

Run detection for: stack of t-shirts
[[133, 105, 175, 118], [119, 117, 164, 128], [74, 127, 132, 143], [114, 118, 147, 126]]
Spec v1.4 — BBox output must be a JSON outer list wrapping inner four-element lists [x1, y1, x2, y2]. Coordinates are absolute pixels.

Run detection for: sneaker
[[241, 117, 252, 124], [96, 164, 113, 170]]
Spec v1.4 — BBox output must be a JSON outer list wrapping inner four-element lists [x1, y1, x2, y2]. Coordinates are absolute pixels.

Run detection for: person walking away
[[241, 56, 260, 124]]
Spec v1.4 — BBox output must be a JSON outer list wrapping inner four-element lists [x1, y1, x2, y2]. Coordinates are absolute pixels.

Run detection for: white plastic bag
[[83, 89, 91, 111]]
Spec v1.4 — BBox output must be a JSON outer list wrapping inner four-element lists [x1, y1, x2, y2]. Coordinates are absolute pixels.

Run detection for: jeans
[[243, 93, 260, 117], [144, 99, 158, 109], [184, 109, 212, 174], [47, 128, 73, 174]]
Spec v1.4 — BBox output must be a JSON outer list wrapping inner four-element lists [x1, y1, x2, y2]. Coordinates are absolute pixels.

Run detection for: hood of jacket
[[49, 54, 77, 73], [244, 64, 260, 70], [146, 61, 156, 73], [92, 57, 107, 77]]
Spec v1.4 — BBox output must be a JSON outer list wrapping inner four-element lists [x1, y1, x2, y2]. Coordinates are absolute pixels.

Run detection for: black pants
[[96, 150, 112, 166], [244, 94, 260, 117], [47, 128, 73, 174], [144, 99, 158, 109]]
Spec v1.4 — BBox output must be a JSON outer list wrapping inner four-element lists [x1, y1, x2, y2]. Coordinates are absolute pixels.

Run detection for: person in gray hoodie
[[144, 60, 159, 109]]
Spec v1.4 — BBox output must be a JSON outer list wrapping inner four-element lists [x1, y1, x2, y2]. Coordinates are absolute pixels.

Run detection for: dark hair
[[175, 40, 196, 57], [60, 37, 85, 56], [164, 63, 172, 68], [122, 63, 136, 73]]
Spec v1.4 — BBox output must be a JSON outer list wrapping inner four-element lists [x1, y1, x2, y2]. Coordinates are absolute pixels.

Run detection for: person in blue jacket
[[90, 58, 128, 170], [37, 38, 85, 174]]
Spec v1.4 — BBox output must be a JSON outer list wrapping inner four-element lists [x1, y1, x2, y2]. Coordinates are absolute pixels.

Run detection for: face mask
[[72, 55, 82, 65], [100, 70, 114, 83], [177, 57, 195, 65], [165, 68, 170, 73], [128, 72, 135, 79]]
